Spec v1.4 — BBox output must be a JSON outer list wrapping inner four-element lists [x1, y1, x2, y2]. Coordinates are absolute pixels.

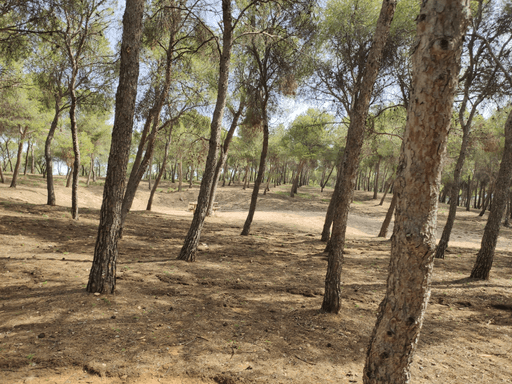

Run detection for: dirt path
[[1, 175, 511, 384]]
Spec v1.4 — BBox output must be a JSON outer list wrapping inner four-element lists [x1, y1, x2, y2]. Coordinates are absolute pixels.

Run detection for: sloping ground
[[0, 174, 511, 384]]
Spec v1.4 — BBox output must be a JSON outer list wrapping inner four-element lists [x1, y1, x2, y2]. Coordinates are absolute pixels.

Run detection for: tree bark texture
[[87, 0, 145, 294], [470, 110, 512, 279], [363, 1, 469, 382], [322, 0, 397, 314], [177, 0, 233, 262]]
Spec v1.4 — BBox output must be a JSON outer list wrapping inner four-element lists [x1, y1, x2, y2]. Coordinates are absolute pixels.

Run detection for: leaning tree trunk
[[434, 126, 471, 259], [87, 0, 145, 294], [363, 1, 469, 382], [241, 112, 269, 236], [377, 190, 397, 238], [470, 109, 512, 280], [177, 0, 233, 262], [119, 9, 178, 234], [321, 165, 343, 242], [322, 0, 397, 314], [147, 125, 173, 211], [10, 126, 28, 188], [207, 99, 245, 216]]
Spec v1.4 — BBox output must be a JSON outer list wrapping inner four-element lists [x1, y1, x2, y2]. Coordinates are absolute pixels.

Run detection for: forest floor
[[1, 174, 511, 384]]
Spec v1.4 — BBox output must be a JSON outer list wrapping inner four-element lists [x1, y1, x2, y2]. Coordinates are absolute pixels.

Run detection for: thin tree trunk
[[470, 109, 512, 279], [364, 1, 468, 382], [69, 77, 80, 220], [86, 155, 94, 186], [290, 160, 306, 197], [241, 110, 269, 236], [24, 140, 30, 175], [373, 156, 381, 199], [177, 0, 233, 262], [10, 126, 28, 188], [0, 162, 4, 183], [378, 191, 397, 238], [378, 176, 393, 206], [322, 0, 397, 313], [178, 155, 183, 192], [87, 0, 145, 294], [147, 125, 173, 211]]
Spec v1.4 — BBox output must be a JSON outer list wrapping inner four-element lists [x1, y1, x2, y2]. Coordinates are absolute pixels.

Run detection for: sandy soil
[[0, 174, 511, 384]]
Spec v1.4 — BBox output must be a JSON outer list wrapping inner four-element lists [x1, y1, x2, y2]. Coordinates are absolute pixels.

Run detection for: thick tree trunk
[[177, 0, 233, 262], [241, 112, 269, 236], [322, 0, 397, 313], [470, 110, 512, 280], [364, 1, 469, 382], [378, 191, 397, 238], [87, 0, 145, 294]]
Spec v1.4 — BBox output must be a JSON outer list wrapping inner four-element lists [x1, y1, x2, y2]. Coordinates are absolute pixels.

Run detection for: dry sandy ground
[[0, 174, 511, 384]]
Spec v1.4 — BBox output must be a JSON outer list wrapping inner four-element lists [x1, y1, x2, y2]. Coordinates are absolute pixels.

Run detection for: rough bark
[[470, 110, 512, 279], [241, 115, 269, 236], [321, 165, 343, 242], [363, 1, 469, 382], [177, 0, 233, 262], [322, 0, 397, 313], [120, 10, 178, 232], [87, 0, 145, 294]]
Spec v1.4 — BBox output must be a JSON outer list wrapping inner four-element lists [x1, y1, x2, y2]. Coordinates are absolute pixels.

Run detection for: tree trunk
[[322, 0, 397, 313], [378, 191, 397, 238], [87, 155, 94, 186], [69, 72, 80, 220], [321, 165, 343, 242], [470, 109, 512, 279], [290, 160, 306, 197], [178, 156, 183, 192], [0, 162, 4, 183], [24, 140, 30, 175], [120, 10, 178, 233], [364, 1, 468, 382], [241, 111, 269, 236], [10, 126, 28, 188], [378, 176, 393, 206], [373, 156, 382, 199], [479, 182, 493, 216], [177, 0, 233, 262], [87, 0, 145, 294], [207, 99, 245, 216], [147, 125, 173, 211]]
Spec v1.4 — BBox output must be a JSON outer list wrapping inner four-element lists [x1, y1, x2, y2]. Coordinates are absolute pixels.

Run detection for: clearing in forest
[[1, 175, 511, 384]]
